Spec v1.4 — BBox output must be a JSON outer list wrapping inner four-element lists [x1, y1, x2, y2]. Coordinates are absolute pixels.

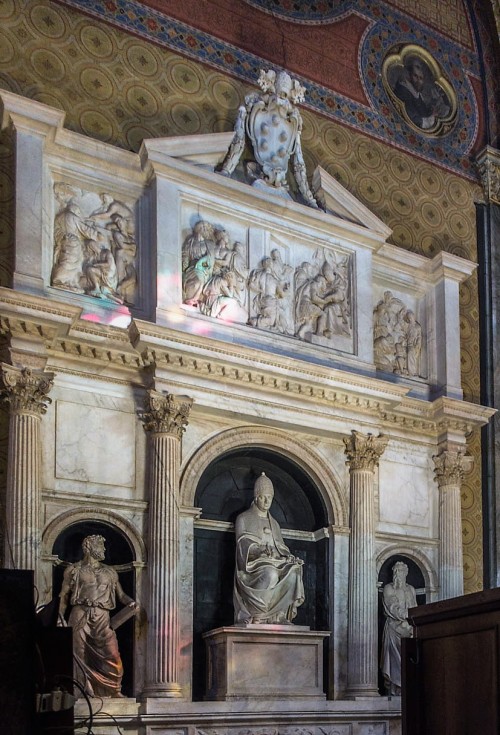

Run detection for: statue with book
[[58, 534, 139, 698]]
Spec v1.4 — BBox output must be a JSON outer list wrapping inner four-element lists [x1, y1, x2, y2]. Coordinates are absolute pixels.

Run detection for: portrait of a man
[[383, 45, 457, 136]]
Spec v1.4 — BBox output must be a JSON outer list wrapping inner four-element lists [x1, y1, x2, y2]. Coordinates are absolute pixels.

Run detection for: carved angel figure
[[218, 68, 319, 208]]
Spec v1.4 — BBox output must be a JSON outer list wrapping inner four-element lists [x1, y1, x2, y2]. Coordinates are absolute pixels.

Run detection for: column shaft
[[146, 432, 181, 693], [439, 484, 463, 598], [141, 389, 192, 699], [433, 448, 473, 600], [6, 411, 41, 569], [347, 468, 377, 694], [1, 364, 53, 574], [344, 430, 387, 698]]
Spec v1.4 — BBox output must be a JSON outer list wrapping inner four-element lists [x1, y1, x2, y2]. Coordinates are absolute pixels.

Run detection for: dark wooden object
[[402, 587, 500, 735]]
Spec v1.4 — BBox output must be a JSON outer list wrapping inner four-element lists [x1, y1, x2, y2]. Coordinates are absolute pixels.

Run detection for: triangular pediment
[[141, 133, 392, 240], [312, 167, 392, 237]]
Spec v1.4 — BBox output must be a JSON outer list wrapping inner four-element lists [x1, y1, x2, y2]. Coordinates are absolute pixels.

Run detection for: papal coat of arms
[[219, 69, 319, 208]]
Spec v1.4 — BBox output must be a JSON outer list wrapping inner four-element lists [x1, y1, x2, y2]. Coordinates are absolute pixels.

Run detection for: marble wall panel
[[378, 463, 431, 530], [55, 400, 136, 487]]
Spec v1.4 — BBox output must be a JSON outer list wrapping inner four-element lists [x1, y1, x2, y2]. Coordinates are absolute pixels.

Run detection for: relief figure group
[[182, 219, 352, 346], [51, 185, 138, 305]]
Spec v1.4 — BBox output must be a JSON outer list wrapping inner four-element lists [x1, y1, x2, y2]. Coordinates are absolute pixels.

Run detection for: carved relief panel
[[373, 290, 424, 378], [181, 216, 354, 353], [51, 183, 138, 306]]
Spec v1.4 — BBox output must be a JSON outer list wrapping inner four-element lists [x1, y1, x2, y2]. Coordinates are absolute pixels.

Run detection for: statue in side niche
[[380, 561, 417, 696], [58, 534, 138, 698], [219, 68, 319, 208], [234, 473, 305, 625]]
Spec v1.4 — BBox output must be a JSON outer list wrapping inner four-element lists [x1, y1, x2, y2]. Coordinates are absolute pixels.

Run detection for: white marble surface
[[55, 400, 136, 486], [203, 626, 330, 700]]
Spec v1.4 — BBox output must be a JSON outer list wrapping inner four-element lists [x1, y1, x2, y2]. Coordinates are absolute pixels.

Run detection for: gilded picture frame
[[382, 44, 457, 137]]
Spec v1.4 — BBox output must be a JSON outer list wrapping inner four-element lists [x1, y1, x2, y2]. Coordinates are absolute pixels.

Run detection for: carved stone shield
[[247, 100, 298, 181]]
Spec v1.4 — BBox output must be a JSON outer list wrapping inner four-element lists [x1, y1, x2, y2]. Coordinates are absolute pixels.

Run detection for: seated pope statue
[[234, 472, 305, 624]]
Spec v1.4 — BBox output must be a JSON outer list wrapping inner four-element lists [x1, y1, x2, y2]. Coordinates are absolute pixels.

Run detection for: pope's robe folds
[[234, 503, 304, 624]]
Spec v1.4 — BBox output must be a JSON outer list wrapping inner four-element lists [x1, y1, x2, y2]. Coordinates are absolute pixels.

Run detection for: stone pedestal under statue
[[203, 625, 330, 700]]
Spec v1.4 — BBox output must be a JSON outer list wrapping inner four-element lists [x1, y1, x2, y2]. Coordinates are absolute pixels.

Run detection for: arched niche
[[48, 517, 138, 697], [188, 437, 335, 700], [377, 552, 428, 696], [181, 425, 346, 526]]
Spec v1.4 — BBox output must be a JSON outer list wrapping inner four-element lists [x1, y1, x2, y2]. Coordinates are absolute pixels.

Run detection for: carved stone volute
[[433, 448, 473, 487], [0, 363, 54, 416], [476, 147, 500, 205], [344, 430, 388, 471], [141, 389, 193, 437]]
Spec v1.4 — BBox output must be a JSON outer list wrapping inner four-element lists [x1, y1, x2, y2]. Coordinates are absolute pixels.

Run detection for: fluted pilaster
[[433, 448, 473, 599], [141, 389, 192, 698], [344, 430, 387, 697], [1, 364, 53, 571]]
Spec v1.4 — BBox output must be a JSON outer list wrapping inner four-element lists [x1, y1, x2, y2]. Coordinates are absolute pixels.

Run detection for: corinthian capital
[[141, 389, 193, 437], [0, 363, 54, 416], [476, 147, 500, 205], [344, 430, 388, 471], [433, 448, 473, 487]]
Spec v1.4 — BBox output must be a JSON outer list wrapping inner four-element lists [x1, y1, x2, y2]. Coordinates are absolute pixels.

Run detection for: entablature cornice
[[0, 291, 494, 442]]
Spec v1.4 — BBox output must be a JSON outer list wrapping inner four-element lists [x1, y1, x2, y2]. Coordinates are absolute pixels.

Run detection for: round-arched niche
[[192, 446, 331, 700], [51, 520, 136, 698], [377, 553, 426, 696]]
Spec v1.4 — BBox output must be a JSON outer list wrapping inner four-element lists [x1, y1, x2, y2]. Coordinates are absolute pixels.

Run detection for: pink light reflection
[[81, 303, 132, 328]]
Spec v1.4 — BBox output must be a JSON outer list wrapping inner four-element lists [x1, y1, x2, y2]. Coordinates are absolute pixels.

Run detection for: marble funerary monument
[[0, 70, 493, 735]]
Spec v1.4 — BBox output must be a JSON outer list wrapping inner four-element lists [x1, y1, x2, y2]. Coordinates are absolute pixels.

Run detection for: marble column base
[[141, 682, 183, 699], [203, 625, 330, 700]]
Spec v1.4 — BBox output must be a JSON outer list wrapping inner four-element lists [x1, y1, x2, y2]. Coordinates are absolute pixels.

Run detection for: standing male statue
[[59, 534, 138, 698], [234, 472, 305, 625], [380, 561, 417, 695]]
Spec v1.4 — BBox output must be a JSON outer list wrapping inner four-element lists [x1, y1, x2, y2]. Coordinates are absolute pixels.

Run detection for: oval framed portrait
[[382, 44, 457, 137]]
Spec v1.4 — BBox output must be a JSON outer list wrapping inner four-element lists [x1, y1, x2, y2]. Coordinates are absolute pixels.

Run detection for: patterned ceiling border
[[57, 0, 483, 179], [241, 0, 475, 48], [240, 0, 357, 25]]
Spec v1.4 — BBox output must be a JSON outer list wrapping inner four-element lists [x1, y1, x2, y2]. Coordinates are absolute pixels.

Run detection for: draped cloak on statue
[[233, 502, 304, 624], [63, 561, 126, 697], [380, 580, 417, 693]]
